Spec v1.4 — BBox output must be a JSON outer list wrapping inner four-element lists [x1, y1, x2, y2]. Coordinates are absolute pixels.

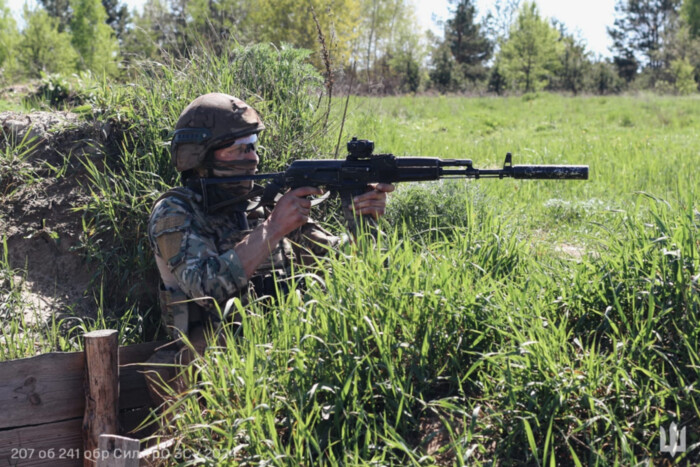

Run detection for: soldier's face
[[213, 143, 259, 167], [210, 136, 259, 193], [212, 135, 259, 178]]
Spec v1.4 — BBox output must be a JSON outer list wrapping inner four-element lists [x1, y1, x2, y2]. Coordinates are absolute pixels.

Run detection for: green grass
[[157, 193, 698, 465], [0, 98, 24, 112], [1, 48, 698, 464], [342, 93, 698, 248], [0, 128, 42, 197], [146, 94, 698, 464]]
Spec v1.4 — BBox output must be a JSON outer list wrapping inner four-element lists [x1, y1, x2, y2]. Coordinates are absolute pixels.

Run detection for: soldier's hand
[[267, 186, 323, 237], [352, 183, 395, 219]]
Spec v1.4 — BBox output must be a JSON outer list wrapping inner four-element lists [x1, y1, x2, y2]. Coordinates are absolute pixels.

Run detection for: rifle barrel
[[441, 165, 588, 180], [511, 165, 588, 180]]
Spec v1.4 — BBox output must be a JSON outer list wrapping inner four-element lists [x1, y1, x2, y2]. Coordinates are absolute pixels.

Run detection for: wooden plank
[[0, 418, 82, 467], [119, 408, 156, 440], [96, 435, 139, 467], [118, 341, 170, 411], [0, 341, 168, 431], [0, 352, 84, 429], [118, 369, 151, 412], [119, 341, 169, 367]]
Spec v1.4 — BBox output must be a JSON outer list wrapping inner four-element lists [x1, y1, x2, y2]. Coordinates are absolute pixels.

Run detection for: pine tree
[[37, 0, 72, 32], [39, 0, 131, 38], [608, 0, 681, 71], [429, 41, 457, 91], [551, 23, 591, 94], [444, 0, 492, 81], [101, 0, 130, 42], [587, 59, 623, 94]]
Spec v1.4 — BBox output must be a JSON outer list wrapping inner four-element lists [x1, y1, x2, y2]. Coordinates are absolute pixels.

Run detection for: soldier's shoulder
[[149, 188, 203, 234], [152, 187, 202, 217]]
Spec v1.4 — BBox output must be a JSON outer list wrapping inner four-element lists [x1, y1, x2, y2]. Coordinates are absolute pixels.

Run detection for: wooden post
[[96, 434, 140, 467], [83, 330, 119, 466]]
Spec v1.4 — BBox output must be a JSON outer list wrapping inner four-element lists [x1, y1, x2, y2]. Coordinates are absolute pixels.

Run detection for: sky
[[9, 0, 617, 58], [415, 0, 617, 58]]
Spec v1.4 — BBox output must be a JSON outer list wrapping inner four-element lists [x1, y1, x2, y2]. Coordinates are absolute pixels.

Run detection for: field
[[152, 94, 698, 465], [1, 55, 699, 465]]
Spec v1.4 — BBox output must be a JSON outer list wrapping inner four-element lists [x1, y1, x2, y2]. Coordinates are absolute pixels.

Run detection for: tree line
[[1, 0, 699, 95]]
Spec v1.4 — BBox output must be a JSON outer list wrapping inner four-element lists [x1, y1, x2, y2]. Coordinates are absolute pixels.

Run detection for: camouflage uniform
[[149, 186, 338, 338], [150, 92, 340, 339]]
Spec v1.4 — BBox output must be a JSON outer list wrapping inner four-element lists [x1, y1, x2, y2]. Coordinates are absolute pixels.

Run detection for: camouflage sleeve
[[148, 196, 249, 307]]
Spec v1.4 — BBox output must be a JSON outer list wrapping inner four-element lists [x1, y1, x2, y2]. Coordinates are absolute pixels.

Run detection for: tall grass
[[0, 128, 41, 196], [141, 93, 698, 464], [151, 190, 698, 464]]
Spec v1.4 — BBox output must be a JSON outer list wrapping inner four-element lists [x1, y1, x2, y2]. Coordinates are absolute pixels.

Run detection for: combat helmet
[[171, 93, 265, 173]]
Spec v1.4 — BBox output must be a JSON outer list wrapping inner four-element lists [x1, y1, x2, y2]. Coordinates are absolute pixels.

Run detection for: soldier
[[148, 93, 394, 353]]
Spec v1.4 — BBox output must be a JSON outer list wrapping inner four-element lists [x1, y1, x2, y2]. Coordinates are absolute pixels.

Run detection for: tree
[[251, 0, 361, 70], [382, 19, 426, 93], [69, 0, 120, 75], [39, 0, 130, 42], [683, 0, 700, 36], [37, 0, 72, 32], [358, 0, 395, 80], [498, 2, 562, 92], [429, 41, 458, 91], [608, 0, 681, 72], [0, 0, 20, 82], [658, 18, 700, 89], [487, 57, 507, 94], [352, 0, 421, 84], [183, 0, 254, 52], [444, 0, 492, 81], [484, 0, 521, 44], [614, 50, 640, 82], [670, 57, 697, 91], [552, 24, 591, 94], [122, 0, 180, 59], [102, 0, 130, 42], [587, 58, 624, 94], [17, 6, 79, 77]]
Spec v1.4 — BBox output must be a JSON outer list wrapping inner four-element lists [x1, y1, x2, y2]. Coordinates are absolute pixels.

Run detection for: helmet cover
[[171, 93, 265, 172]]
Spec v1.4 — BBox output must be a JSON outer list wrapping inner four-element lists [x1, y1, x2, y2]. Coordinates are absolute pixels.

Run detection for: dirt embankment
[[1, 111, 117, 321]]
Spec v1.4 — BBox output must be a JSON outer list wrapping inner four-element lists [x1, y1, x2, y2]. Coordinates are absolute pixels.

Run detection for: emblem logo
[[660, 422, 686, 457]]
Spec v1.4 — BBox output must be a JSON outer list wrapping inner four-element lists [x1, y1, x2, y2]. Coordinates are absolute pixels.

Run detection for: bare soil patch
[[1, 111, 116, 321]]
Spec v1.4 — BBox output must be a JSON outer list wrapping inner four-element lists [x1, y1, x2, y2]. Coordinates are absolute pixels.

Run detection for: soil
[[1, 110, 117, 322]]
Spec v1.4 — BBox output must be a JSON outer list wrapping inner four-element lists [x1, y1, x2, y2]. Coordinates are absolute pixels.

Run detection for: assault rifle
[[198, 137, 589, 230]]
